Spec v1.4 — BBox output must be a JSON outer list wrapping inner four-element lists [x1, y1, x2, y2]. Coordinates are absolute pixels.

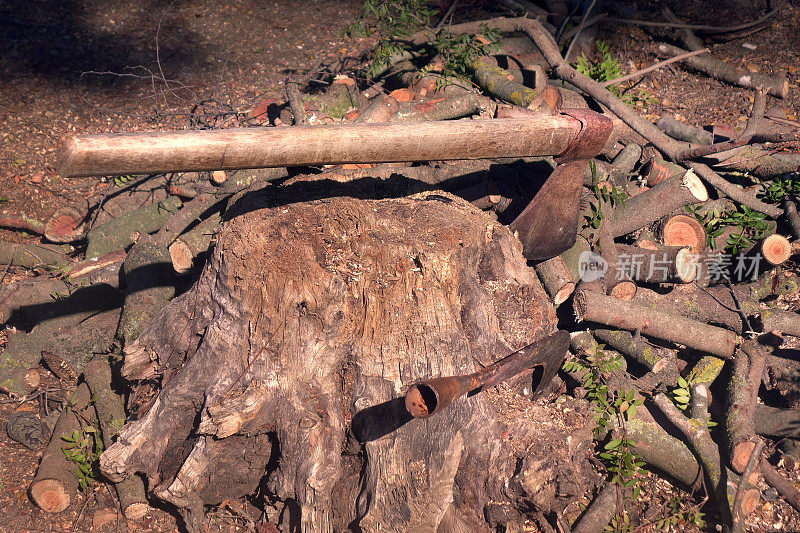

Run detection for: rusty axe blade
[[404, 330, 570, 419], [509, 109, 612, 261]]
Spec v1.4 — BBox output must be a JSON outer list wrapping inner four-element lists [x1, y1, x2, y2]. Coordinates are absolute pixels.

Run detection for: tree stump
[[100, 177, 596, 532]]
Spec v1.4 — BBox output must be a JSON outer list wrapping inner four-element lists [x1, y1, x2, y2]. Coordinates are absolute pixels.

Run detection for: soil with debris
[[1, 0, 799, 531]]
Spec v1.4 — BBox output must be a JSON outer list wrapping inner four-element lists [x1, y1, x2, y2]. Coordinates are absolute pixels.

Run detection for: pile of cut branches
[[1, 1, 799, 531]]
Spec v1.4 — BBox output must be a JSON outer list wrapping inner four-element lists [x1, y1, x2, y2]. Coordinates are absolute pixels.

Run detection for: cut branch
[[631, 285, 751, 333], [0, 242, 74, 269], [534, 255, 575, 307], [656, 115, 713, 145], [169, 212, 222, 274], [725, 340, 766, 474], [754, 307, 800, 337], [116, 235, 175, 347], [612, 244, 698, 284], [761, 459, 800, 513], [45, 206, 86, 243], [607, 169, 707, 237], [574, 288, 738, 359], [761, 234, 793, 265], [85, 195, 183, 259], [659, 214, 707, 253], [572, 483, 617, 533], [472, 56, 541, 107], [602, 48, 709, 87], [592, 328, 678, 381], [653, 388, 734, 526], [0, 214, 46, 235], [784, 200, 800, 240], [391, 94, 482, 122], [30, 383, 96, 513], [705, 146, 800, 180], [84, 356, 150, 519], [732, 439, 764, 533], [655, 43, 788, 98], [660, 7, 705, 52]]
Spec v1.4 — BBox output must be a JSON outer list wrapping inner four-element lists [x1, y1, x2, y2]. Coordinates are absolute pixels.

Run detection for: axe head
[[509, 109, 612, 261]]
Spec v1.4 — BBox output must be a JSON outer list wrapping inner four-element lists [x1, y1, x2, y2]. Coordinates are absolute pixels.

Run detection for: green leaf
[[605, 438, 622, 450]]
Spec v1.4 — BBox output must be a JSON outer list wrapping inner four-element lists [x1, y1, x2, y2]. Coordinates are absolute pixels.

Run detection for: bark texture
[[100, 183, 592, 531]]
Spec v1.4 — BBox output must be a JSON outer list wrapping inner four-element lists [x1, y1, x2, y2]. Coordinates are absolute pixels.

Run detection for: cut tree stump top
[[102, 180, 586, 532]]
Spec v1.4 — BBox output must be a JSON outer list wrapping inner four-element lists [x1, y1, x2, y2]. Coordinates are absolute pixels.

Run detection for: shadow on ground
[[0, 0, 206, 88]]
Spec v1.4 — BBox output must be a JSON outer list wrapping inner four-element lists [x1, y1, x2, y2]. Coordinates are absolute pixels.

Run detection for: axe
[[57, 102, 611, 260], [404, 330, 570, 419]]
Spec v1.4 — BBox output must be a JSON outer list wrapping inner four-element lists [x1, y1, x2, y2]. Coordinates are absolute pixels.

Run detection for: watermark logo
[[575, 250, 766, 284], [578, 250, 608, 282]]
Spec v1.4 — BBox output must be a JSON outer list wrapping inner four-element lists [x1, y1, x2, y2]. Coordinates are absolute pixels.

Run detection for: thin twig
[[603, 48, 709, 87], [0, 260, 11, 286], [155, 7, 173, 104], [560, 13, 607, 43], [766, 115, 800, 129], [564, 0, 598, 62], [607, 9, 779, 33], [435, 0, 459, 30]]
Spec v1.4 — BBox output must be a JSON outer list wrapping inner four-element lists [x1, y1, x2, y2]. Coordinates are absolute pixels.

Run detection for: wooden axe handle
[[56, 117, 582, 178]]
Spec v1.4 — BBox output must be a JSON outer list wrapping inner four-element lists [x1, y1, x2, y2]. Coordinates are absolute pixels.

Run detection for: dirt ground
[[1, 0, 800, 531]]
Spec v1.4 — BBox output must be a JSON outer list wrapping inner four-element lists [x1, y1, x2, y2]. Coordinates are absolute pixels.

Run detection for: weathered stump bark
[[100, 179, 593, 531]]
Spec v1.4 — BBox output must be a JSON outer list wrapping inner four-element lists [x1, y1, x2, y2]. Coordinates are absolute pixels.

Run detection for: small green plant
[[429, 28, 501, 86], [719, 205, 772, 255], [50, 290, 67, 302], [575, 41, 655, 106], [689, 203, 772, 254], [669, 375, 692, 412], [606, 510, 632, 533], [585, 200, 604, 230], [761, 172, 800, 203], [687, 203, 726, 251], [583, 169, 628, 230], [668, 374, 717, 428], [654, 495, 707, 530], [60, 394, 104, 490], [113, 174, 136, 187], [576, 41, 622, 86], [595, 182, 628, 209], [346, 0, 437, 77], [346, 0, 499, 84], [562, 342, 646, 486]]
